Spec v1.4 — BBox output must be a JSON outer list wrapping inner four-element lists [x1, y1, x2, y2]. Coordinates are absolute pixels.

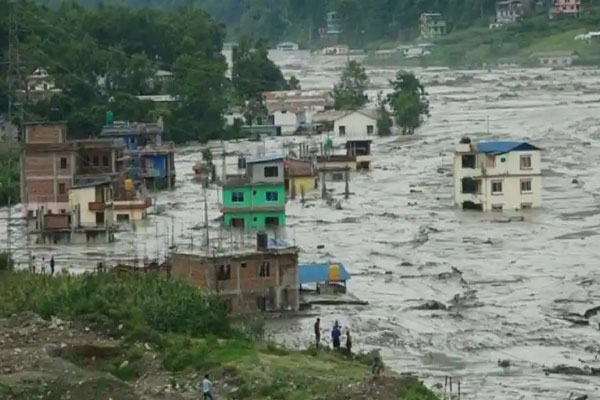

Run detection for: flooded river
[[3, 51, 600, 399]]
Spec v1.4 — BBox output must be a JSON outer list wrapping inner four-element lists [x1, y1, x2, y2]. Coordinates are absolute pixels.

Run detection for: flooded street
[[3, 51, 600, 399]]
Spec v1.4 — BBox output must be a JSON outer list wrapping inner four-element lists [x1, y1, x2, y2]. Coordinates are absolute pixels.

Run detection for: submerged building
[[453, 138, 542, 212], [100, 118, 175, 189], [221, 154, 287, 229], [170, 235, 299, 314]]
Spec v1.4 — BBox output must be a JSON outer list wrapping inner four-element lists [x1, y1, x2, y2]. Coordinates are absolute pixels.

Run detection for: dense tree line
[[0, 0, 230, 142], [35, 0, 510, 46]]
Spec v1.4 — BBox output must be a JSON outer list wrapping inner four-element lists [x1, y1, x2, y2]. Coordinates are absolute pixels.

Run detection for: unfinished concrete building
[[170, 237, 299, 314]]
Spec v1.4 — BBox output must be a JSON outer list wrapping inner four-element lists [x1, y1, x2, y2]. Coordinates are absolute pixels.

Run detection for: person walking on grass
[[345, 328, 352, 357], [41, 257, 47, 275], [314, 318, 321, 349], [50, 255, 55, 276], [202, 374, 214, 400]]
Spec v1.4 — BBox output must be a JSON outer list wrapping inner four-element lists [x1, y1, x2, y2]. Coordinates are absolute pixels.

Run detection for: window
[[520, 155, 532, 169], [491, 180, 503, 194], [231, 191, 244, 203], [266, 191, 278, 202], [258, 262, 271, 278], [117, 214, 130, 222], [461, 178, 480, 194], [461, 154, 476, 169], [60, 209, 66, 214], [130, 137, 136, 144], [93, 156, 99, 166], [338, 125, 346, 136], [520, 179, 532, 193], [521, 203, 533, 210], [83, 155, 90, 166], [367, 125, 374, 135], [265, 216, 279, 227], [264, 166, 279, 178], [491, 204, 503, 212], [58, 183, 66, 195], [240, 262, 247, 269], [500, 157, 506, 163], [218, 264, 231, 281], [231, 218, 245, 228], [102, 155, 109, 167], [60, 157, 67, 169], [95, 212, 105, 225]]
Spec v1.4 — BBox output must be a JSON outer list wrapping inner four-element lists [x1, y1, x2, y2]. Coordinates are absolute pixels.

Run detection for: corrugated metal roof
[[298, 262, 351, 285], [246, 153, 285, 164], [476, 141, 541, 155]]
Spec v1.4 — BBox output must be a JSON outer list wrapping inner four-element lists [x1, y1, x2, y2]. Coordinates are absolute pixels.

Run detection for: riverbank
[[0, 271, 439, 399]]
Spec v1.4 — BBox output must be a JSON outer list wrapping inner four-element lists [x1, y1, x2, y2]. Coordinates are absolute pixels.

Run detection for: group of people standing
[[30, 255, 56, 275], [314, 318, 352, 356]]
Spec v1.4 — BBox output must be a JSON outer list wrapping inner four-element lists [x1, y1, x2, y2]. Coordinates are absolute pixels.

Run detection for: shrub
[[0, 252, 13, 271]]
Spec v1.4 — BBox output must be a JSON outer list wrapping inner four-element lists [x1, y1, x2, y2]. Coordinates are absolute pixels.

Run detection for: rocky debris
[[497, 359, 511, 368], [544, 365, 600, 376], [569, 394, 588, 400], [414, 300, 447, 311]]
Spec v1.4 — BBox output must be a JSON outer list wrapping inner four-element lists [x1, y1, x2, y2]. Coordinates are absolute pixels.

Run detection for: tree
[[288, 75, 301, 90], [243, 96, 268, 125], [232, 37, 288, 100], [376, 93, 392, 136], [332, 61, 369, 111], [387, 71, 429, 135]]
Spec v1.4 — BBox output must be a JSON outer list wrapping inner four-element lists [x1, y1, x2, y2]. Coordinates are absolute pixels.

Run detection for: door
[[95, 212, 105, 226]]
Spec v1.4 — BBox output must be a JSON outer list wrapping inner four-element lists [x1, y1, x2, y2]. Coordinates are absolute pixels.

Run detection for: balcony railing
[[89, 202, 107, 211]]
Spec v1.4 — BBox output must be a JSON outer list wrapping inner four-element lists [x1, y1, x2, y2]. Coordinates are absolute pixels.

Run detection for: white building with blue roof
[[453, 138, 542, 212]]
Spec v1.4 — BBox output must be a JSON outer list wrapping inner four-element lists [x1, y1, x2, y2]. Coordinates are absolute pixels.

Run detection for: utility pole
[[204, 189, 209, 251]]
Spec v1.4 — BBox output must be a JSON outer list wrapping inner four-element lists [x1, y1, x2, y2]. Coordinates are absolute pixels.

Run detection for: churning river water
[[3, 50, 600, 399]]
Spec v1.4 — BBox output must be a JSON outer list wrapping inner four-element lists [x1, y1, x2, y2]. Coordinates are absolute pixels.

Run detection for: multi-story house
[[169, 236, 299, 314], [100, 119, 175, 188], [420, 13, 447, 40], [453, 139, 542, 212], [221, 154, 286, 229], [496, 0, 527, 24], [551, 0, 581, 17]]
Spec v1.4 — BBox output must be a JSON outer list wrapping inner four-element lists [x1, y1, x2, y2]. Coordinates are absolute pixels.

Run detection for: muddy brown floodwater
[[3, 51, 600, 399]]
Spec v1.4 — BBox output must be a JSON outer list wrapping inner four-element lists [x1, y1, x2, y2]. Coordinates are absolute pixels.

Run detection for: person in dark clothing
[[345, 328, 352, 357], [314, 318, 321, 349], [50, 256, 55, 276], [331, 323, 341, 349]]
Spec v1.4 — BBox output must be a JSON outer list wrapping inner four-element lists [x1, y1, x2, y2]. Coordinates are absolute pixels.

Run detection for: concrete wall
[[287, 176, 317, 197], [454, 149, 542, 211], [247, 161, 284, 184], [223, 211, 286, 229], [25, 123, 67, 144], [223, 184, 286, 209], [69, 185, 113, 227], [333, 112, 377, 139], [272, 110, 306, 135]]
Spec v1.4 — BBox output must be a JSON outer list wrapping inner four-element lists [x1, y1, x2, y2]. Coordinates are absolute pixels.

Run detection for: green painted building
[[221, 154, 287, 229]]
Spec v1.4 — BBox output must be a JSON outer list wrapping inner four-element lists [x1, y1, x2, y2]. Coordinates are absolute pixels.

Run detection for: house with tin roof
[[453, 138, 542, 212]]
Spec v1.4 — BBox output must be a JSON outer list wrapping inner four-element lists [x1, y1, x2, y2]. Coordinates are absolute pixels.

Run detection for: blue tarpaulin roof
[[476, 141, 541, 155], [298, 263, 351, 285]]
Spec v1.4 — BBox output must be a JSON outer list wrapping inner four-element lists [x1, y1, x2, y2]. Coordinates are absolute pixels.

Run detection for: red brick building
[[21, 122, 127, 219], [169, 247, 299, 314]]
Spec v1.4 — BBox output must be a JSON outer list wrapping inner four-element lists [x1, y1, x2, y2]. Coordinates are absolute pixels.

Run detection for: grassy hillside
[[366, 9, 600, 68], [0, 271, 439, 400]]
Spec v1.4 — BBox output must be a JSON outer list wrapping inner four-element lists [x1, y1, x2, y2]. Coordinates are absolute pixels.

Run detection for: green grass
[[366, 8, 600, 68], [525, 28, 589, 53], [0, 271, 440, 399]]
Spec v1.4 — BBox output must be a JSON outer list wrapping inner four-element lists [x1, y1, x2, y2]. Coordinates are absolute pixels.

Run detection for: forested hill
[[36, 0, 504, 46]]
